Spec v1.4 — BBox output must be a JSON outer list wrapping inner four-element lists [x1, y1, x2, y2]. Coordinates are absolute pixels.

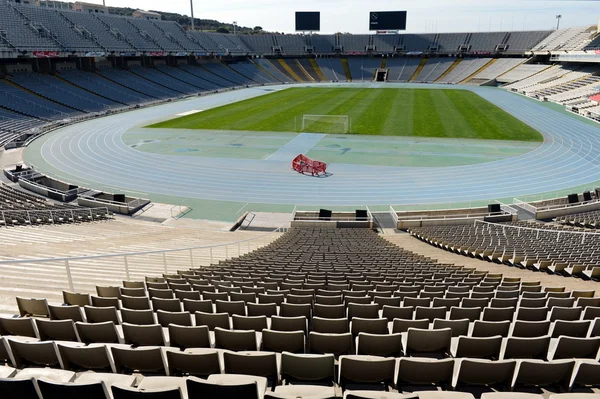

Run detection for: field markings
[[265, 133, 326, 161]]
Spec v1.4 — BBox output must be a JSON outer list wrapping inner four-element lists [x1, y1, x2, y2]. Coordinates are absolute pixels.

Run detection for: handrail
[[0, 223, 287, 264]]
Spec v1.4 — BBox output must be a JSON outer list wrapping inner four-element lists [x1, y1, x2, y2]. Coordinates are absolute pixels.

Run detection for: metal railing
[[0, 224, 287, 293], [0, 207, 110, 225], [474, 219, 600, 244]]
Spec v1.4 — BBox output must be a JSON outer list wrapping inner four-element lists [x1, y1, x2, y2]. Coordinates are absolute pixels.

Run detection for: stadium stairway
[[0, 219, 281, 315], [276, 59, 304, 82], [461, 58, 497, 84], [434, 58, 463, 83], [409, 58, 428, 82], [380, 58, 387, 69], [307, 59, 327, 81], [341, 58, 352, 81], [294, 59, 316, 81]]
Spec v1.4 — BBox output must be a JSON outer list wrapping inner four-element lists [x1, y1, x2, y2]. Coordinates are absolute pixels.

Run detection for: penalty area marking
[[176, 110, 204, 116]]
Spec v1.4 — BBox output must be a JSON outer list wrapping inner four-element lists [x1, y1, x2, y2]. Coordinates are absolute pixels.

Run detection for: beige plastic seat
[[309, 332, 353, 357], [166, 348, 221, 377], [396, 357, 455, 389], [548, 336, 600, 360], [175, 290, 201, 301], [0, 316, 37, 338], [356, 332, 402, 357], [404, 327, 452, 357], [280, 303, 312, 319], [111, 346, 167, 375], [48, 305, 84, 322], [248, 303, 278, 318], [472, 320, 511, 338], [280, 352, 335, 385], [112, 384, 182, 398], [449, 307, 482, 322], [187, 374, 264, 399], [122, 323, 166, 347], [152, 298, 182, 313], [182, 299, 213, 314], [121, 296, 151, 311], [57, 343, 114, 372], [84, 306, 120, 324], [551, 320, 591, 338], [156, 310, 192, 328], [76, 321, 121, 344], [351, 318, 388, 337], [338, 355, 395, 391], [223, 351, 278, 386], [214, 327, 258, 351], [168, 325, 211, 350], [312, 317, 349, 334], [232, 315, 268, 332], [148, 288, 175, 300], [262, 330, 305, 353], [455, 358, 516, 390], [391, 318, 429, 334], [215, 300, 246, 316], [432, 318, 469, 337], [347, 304, 380, 319], [513, 359, 575, 390], [120, 287, 146, 298], [194, 311, 230, 330], [136, 376, 188, 398], [482, 307, 515, 322], [36, 319, 79, 342], [415, 306, 447, 323], [516, 307, 549, 322], [268, 385, 336, 398], [6, 339, 61, 368], [121, 308, 155, 325], [511, 320, 551, 338], [123, 281, 146, 289], [502, 336, 551, 360], [381, 306, 413, 322], [570, 359, 600, 389], [16, 297, 49, 317], [550, 307, 583, 322], [451, 335, 503, 359], [62, 291, 91, 307], [96, 286, 121, 299], [271, 316, 308, 335], [91, 296, 120, 309]]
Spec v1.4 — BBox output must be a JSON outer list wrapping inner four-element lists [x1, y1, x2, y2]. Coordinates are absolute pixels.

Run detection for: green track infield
[[149, 87, 543, 142]]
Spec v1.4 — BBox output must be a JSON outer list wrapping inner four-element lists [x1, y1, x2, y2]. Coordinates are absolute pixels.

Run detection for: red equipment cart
[[292, 154, 327, 176]]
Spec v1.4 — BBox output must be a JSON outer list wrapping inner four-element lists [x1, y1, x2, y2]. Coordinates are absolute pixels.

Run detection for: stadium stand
[[254, 59, 294, 83], [386, 58, 422, 82], [228, 61, 282, 84], [310, 34, 336, 53], [437, 58, 493, 84], [275, 35, 307, 55], [316, 58, 347, 81], [532, 25, 597, 52], [0, 227, 598, 398], [497, 63, 551, 84], [411, 58, 455, 83], [346, 57, 382, 81], [409, 221, 600, 278], [97, 67, 180, 99], [0, 79, 80, 120], [468, 58, 526, 83]]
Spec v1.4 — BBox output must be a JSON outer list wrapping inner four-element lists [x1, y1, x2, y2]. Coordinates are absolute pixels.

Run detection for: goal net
[[300, 114, 351, 134]]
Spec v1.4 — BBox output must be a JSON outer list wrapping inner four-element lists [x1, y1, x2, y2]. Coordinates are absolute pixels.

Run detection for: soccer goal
[[299, 114, 351, 134]]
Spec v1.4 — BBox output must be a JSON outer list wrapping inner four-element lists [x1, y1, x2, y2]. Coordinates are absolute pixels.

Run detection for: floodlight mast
[[190, 0, 195, 31], [556, 15, 562, 30]]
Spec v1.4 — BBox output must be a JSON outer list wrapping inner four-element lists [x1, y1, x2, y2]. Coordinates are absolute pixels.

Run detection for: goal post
[[300, 114, 351, 134]]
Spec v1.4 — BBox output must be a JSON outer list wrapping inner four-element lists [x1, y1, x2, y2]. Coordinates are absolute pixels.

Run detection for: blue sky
[[64, 0, 599, 33]]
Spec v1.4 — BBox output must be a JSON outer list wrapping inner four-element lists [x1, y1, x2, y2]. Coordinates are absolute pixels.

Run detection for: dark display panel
[[369, 11, 407, 30], [296, 12, 320, 31]]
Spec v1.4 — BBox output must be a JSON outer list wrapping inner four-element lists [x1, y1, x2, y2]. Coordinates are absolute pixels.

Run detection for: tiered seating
[[338, 35, 370, 53], [468, 32, 506, 52], [521, 65, 597, 97], [497, 64, 550, 84], [546, 76, 600, 104], [437, 58, 492, 84], [0, 80, 79, 120], [274, 35, 307, 54], [0, 108, 45, 144], [8, 73, 120, 113], [97, 68, 180, 99], [387, 58, 422, 82], [12, 3, 100, 52], [412, 58, 455, 83], [346, 58, 381, 81], [506, 31, 552, 52], [1, 228, 598, 398], [256, 59, 294, 83], [503, 65, 571, 92], [58, 69, 151, 105], [239, 35, 275, 54], [409, 222, 600, 279], [0, 183, 110, 226], [58, 10, 135, 53], [533, 26, 596, 52], [129, 66, 200, 95], [201, 62, 254, 86], [155, 65, 220, 91], [96, 14, 161, 52], [179, 63, 234, 88], [0, 1, 62, 52], [315, 58, 346, 81], [557, 209, 600, 229], [228, 61, 280, 84], [310, 34, 336, 53], [127, 18, 185, 53], [187, 32, 220, 53], [468, 58, 525, 82]]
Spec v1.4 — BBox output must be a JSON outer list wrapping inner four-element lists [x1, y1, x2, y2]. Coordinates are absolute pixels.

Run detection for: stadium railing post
[[189, 249, 194, 268], [163, 252, 168, 274], [124, 256, 130, 281], [64, 260, 74, 292]]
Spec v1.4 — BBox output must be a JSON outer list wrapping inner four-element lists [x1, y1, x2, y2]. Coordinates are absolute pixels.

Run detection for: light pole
[[190, 0, 195, 31], [556, 15, 562, 30], [233, 21, 238, 35]]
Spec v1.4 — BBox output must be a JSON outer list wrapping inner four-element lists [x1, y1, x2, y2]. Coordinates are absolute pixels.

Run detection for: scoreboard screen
[[295, 12, 320, 31], [369, 11, 407, 31]]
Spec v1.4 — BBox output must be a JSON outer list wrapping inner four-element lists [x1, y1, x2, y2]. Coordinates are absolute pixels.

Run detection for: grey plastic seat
[[271, 316, 308, 335], [6, 339, 61, 368], [194, 311, 230, 330], [472, 320, 511, 338], [338, 355, 396, 391], [84, 306, 120, 324], [405, 328, 452, 357], [121, 308, 155, 325], [0, 317, 37, 338], [312, 317, 349, 334], [48, 305, 84, 322], [182, 299, 213, 314], [415, 306, 447, 323], [356, 333, 402, 357], [455, 358, 516, 390], [548, 336, 600, 360], [223, 351, 278, 386], [214, 327, 258, 351], [513, 359, 575, 389], [166, 348, 221, 377], [156, 310, 192, 328], [122, 323, 166, 347], [502, 336, 551, 360], [391, 318, 429, 334], [16, 297, 49, 317], [452, 335, 503, 359], [551, 320, 591, 338], [232, 315, 268, 332], [280, 352, 335, 385], [396, 358, 455, 389], [309, 332, 353, 357], [121, 295, 151, 310], [111, 346, 167, 375], [76, 321, 121, 344], [381, 306, 413, 322], [432, 318, 469, 337], [57, 343, 114, 372], [449, 307, 482, 322], [351, 318, 388, 337], [262, 329, 305, 353], [511, 320, 551, 338]]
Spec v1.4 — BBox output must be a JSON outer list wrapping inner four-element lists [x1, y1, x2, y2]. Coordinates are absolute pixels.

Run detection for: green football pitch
[[149, 87, 543, 142]]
